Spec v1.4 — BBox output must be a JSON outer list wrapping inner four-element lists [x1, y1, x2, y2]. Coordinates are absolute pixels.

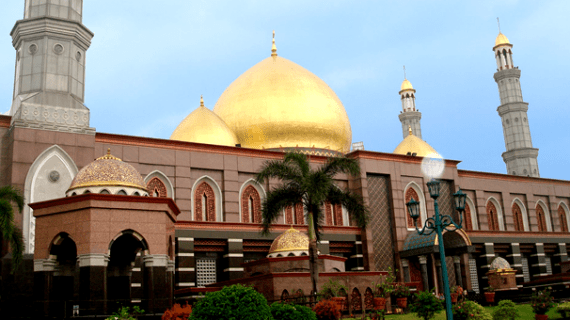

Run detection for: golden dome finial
[[200, 95, 204, 107], [271, 30, 277, 57], [106, 148, 111, 155], [408, 125, 413, 136]]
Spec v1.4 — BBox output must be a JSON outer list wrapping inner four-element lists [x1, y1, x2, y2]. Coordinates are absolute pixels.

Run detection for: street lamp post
[[406, 180, 466, 320]]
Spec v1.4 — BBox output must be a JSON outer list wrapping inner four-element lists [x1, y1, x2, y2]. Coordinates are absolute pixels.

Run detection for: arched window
[[559, 204, 569, 232], [324, 201, 344, 226], [147, 177, 167, 198], [486, 201, 500, 231], [194, 182, 216, 221], [536, 204, 547, 232], [464, 202, 473, 231], [512, 202, 524, 231], [117, 190, 127, 195], [404, 183, 426, 229], [241, 185, 261, 223]]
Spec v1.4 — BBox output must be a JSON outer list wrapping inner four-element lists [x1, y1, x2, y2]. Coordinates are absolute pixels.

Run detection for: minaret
[[9, 0, 95, 134], [398, 73, 422, 139], [493, 31, 539, 177]]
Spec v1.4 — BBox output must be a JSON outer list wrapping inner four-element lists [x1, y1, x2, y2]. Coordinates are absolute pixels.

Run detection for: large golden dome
[[213, 47, 352, 153], [268, 227, 309, 256], [171, 96, 239, 146], [67, 149, 147, 192], [394, 127, 438, 157]]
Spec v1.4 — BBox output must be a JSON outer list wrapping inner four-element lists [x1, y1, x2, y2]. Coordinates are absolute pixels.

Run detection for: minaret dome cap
[[494, 32, 511, 48]]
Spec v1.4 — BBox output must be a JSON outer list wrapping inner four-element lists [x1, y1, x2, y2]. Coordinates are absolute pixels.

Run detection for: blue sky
[[1, 1, 569, 180]]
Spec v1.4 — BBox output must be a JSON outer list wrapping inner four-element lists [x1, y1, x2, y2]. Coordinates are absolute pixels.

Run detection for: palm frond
[[261, 186, 302, 235], [0, 200, 15, 240], [0, 185, 25, 213], [283, 152, 310, 177], [10, 225, 24, 273], [327, 187, 369, 228], [255, 160, 302, 184], [320, 156, 361, 178]]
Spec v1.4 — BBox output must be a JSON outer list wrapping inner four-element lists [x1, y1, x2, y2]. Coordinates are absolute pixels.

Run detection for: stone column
[[418, 255, 429, 292], [33, 259, 56, 318], [78, 253, 109, 316], [453, 256, 463, 287], [351, 240, 365, 271], [175, 237, 196, 288], [143, 254, 171, 314], [435, 259, 443, 295], [507, 243, 524, 288], [529, 243, 548, 278], [480, 243, 495, 290], [401, 259, 411, 283], [224, 239, 244, 280]]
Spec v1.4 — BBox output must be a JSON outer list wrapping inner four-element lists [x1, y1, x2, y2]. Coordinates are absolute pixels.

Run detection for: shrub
[[106, 306, 144, 320], [410, 290, 443, 320], [270, 302, 316, 320], [392, 283, 411, 298], [531, 289, 555, 315], [162, 303, 192, 320], [189, 284, 272, 320], [312, 299, 341, 320], [452, 300, 492, 320], [319, 279, 348, 299], [557, 301, 570, 318], [492, 300, 518, 320]]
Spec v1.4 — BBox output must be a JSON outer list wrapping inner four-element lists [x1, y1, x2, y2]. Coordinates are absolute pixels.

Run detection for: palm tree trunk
[[307, 212, 319, 298]]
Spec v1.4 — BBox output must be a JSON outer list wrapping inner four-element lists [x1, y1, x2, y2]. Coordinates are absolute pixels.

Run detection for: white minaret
[[493, 31, 539, 177], [398, 73, 422, 139], [9, 0, 94, 134]]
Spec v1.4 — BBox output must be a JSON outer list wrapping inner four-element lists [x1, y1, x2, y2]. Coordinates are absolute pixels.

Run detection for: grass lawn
[[344, 302, 563, 319]]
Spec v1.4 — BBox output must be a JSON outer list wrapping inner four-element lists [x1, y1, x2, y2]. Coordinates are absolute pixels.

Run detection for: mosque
[[1, 0, 569, 318]]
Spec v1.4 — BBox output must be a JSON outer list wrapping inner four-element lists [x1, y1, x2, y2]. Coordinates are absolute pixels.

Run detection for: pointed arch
[[511, 198, 529, 231], [191, 176, 223, 222], [465, 196, 478, 230], [238, 179, 266, 223], [144, 170, 174, 198], [108, 229, 150, 256], [558, 202, 570, 232], [24, 145, 78, 253], [486, 197, 504, 231], [535, 200, 551, 232], [404, 181, 427, 230]]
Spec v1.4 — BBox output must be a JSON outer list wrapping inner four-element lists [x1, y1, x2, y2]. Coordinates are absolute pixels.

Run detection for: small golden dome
[[494, 32, 510, 47], [393, 127, 439, 157], [268, 227, 309, 255], [67, 149, 147, 192], [213, 52, 352, 153], [171, 96, 239, 147], [401, 79, 414, 91]]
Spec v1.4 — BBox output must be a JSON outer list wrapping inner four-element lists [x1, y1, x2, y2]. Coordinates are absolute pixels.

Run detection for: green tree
[[0, 185, 25, 272], [189, 284, 272, 320], [256, 152, 368, 295]]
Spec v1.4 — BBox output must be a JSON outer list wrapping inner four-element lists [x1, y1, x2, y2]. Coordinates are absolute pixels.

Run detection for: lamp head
[[453, 188, 467, 212], [427, 179, 440, 199], [406, 197, 420, 220]]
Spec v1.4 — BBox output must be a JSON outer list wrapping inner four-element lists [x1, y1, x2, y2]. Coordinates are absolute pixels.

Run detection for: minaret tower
[[9, 0, 94, 134], [398, 70, 422, 139], [493, 30, 539, 177]]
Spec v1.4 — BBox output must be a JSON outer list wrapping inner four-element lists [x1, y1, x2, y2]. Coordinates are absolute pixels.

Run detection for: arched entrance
[[49, 233, 77, 317], [107, 230, 149, 307], [401, 229, 474, 294]]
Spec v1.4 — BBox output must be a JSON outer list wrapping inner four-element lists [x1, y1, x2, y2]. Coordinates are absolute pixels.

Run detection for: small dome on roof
[[490, 257, 511, 270], [267, 227, 309, 258], [393, 127, 438, 157], [67, 149, 148, 196]]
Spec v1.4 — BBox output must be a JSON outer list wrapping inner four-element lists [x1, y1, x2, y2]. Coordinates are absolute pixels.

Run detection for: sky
[[0, 1, 569, 181]]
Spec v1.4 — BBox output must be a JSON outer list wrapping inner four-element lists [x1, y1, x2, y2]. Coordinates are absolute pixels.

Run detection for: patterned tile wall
[[438, 180, 457, 222], [366, 174, 395, 271]]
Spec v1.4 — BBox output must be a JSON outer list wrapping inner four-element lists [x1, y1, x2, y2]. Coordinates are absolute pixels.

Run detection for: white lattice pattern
[[196, 259, 217, 287], [468, 259, 479, 293]]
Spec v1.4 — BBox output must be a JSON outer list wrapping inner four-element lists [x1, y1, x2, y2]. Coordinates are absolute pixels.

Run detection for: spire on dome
[[200, 95, 204, 107], [408, 125, 413, 136], [271, 30, 277, 57]]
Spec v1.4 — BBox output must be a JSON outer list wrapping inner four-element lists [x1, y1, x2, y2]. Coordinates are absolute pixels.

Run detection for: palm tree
[[256, 152, 369, 296], [0, 185, 25, 272]]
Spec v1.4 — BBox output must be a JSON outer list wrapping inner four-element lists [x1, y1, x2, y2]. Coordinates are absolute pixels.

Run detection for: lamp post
[[406, 180, 466, 320]]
